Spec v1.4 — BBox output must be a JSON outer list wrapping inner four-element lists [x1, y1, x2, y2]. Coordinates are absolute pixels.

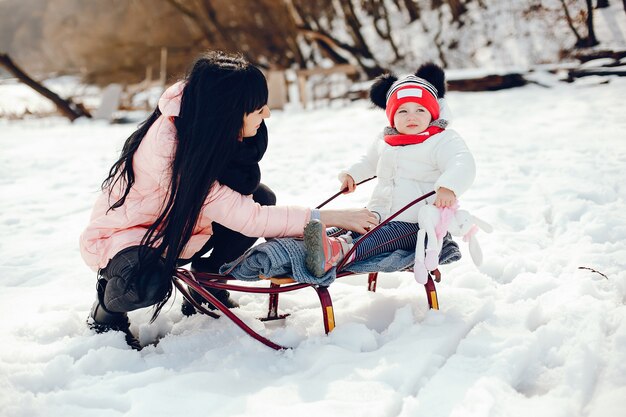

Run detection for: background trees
[[0, 0, 620, 84]]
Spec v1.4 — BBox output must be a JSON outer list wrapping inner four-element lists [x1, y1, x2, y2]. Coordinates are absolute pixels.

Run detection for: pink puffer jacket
[[79, 81, 310, 271]]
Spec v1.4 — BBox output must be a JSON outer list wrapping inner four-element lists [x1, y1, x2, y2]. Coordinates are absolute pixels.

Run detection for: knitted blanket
[[220, 237, 461, 286]]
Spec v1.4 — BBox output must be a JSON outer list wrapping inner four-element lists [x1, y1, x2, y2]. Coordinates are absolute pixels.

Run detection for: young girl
[[80, 51, 378, 349], [304, 63, 475, 277]]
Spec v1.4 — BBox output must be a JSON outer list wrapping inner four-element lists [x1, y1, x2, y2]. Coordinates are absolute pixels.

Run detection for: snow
[[1, 73, 626, 417]]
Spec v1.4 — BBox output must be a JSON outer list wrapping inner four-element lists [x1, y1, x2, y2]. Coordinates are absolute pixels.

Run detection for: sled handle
[[315, 177, 376, 209]]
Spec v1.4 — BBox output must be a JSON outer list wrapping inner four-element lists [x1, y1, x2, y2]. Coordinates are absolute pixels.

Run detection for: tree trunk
[[584, 0, 600, 46], [447, 0, 468, 23], [433, 9, 449, 67], [403, 0, 421, 22], [0, 53, 91, 121]]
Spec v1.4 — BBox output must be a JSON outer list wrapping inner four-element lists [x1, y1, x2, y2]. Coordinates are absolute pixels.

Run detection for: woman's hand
[[340, 174, 356, 194], [434, 187, 456, 208], [320, 208, 379, 234]]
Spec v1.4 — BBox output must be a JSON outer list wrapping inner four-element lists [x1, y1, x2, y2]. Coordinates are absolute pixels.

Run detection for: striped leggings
[[329, 221, 421, 261]]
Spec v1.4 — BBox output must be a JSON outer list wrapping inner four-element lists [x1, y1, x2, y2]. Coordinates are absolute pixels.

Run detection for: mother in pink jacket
[[80, 51, 377, 349]]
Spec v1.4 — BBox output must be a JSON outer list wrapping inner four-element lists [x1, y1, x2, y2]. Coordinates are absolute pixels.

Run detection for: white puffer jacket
[[342, 128, 475, 223]]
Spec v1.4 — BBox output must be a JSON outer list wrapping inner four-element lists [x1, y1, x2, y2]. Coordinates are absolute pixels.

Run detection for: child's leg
[[303, 221, 421, 277], [352, 221, 420, 261], [304, 220, 354, 277]]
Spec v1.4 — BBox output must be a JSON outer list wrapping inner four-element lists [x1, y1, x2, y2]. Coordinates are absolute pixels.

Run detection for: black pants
[[98, 184, 276, 313], [98, 246, 170, 313]]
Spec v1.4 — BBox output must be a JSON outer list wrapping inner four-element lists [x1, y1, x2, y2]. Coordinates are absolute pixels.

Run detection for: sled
[[172, 179, 441, 350]]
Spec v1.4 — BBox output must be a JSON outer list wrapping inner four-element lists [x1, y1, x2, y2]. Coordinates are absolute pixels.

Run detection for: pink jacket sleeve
[[201, 183, 310, 238]]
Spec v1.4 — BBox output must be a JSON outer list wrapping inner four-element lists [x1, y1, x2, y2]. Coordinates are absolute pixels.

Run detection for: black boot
[[181, 286, 239, 316], [87, 279, 142, 350]]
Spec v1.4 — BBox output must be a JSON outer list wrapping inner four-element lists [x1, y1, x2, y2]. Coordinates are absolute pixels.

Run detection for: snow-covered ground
[[0, 74, 625, 417]]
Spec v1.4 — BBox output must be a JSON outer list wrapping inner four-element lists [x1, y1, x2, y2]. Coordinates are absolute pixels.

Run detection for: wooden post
[[145, 65, 153, 85], [0, 53, 91, 121], [266, 70, 288, 110], [297, 73, 308, 108], [160, 47, 168, 88]]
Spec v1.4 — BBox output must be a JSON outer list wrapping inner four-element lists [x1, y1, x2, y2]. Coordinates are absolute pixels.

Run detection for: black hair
[[101, 51, 268, 320]]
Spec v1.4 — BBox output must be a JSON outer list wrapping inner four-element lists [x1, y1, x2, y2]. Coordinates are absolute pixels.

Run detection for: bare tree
[[584, 0, 600, 46], [289, 0, 386, 77], [433, 7, 449, 67], [560, 0, 599, 47], [561, 0, 585, 45]]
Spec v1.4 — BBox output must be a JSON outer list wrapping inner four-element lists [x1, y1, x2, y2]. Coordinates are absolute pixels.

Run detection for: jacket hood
[[158, 81, 186, 117], [438, 98, 453, 124]]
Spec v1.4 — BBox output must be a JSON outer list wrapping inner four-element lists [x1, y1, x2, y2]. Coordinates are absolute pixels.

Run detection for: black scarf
[[218, 122, 268, 195]]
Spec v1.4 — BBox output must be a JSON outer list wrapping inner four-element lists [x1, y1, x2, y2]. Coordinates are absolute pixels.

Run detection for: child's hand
[[340, 174, 356, 194], [434, 187, 456, 208]]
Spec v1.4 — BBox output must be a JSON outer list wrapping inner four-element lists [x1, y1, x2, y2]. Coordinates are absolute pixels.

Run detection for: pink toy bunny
[[414, 204, 492, 284]]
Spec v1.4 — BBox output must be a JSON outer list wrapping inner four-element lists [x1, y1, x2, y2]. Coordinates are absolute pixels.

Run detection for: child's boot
[[304, 220, 353, 277]]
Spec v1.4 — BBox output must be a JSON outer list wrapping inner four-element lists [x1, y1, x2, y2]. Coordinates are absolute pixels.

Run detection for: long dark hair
[[101, 51, 269, 320]]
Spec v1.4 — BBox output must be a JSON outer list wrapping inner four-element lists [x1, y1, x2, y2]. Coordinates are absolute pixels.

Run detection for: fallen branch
[[578, 266, 608, 279], [447, 73, 527, 92], [0, 53, 91, 121], [571, 49, 626, 63], [567, 68, 626, 80]]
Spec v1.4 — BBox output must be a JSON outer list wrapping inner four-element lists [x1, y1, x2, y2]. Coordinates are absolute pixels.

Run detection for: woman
[[79, 51, 377, 349]]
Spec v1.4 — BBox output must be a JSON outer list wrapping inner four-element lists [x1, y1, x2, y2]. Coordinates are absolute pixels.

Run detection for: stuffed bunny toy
[[414, 203, 492, 284]]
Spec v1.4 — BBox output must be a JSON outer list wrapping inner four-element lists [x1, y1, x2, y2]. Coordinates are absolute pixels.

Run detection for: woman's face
[[242, 105, 271, 138]]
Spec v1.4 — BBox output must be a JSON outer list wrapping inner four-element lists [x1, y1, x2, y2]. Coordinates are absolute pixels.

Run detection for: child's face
[[242, 104, 271, 138], [393, 102, 432, 135]]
